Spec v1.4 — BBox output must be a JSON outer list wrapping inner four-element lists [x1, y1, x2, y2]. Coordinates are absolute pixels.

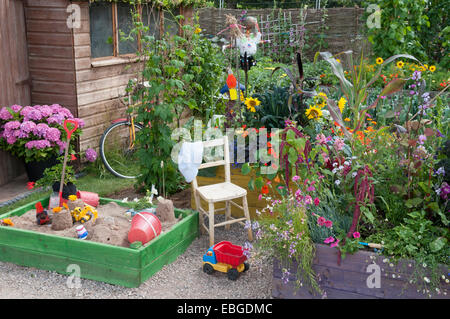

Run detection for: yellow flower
[[194, 27, 202, 34], [423, 64, 429, 70], [344, 117, 351, 122], [429, 65, 436, 72], [240, 90, 244, 101], [314, 92, 328, 109], [305, 105, 323, 120], [338, 97, 347, 114], [396, 61, 404, 69], [376, 57, 384, 65], [245, 97, 260, 112], [336, 59, 341, 63]]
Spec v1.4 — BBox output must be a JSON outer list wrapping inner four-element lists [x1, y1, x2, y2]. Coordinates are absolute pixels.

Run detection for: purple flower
[[435, 167, 445, 176], [0, 107, 13, 120], [412, 70, 422, 81], [24, 109, 42, 121], [74, 118, 85, 128], [10, 104, 22, 113], [85, 148, 97, 162], [37, 105, 53, 118], [6, 135, 17, 144], [44, 127, 61, 142], [418, 135, 427, 145], [20, 121, 36, 134], [25, 139, 51, 150], [33, 123, 50, 137], [47, 114, 64, 125], [4, 121, 21, 130], [440, 183, 450, 200]]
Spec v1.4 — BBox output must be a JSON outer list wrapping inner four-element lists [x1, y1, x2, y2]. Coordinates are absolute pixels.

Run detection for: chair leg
[[194, 191, 206, 235], [225, 201, 231, 230], [208, 201, 215, 247], [242, 195, 253, 241]]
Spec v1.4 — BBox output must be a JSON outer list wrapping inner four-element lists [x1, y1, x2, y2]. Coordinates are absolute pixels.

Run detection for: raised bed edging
[[0, 196, 199, 288], [273, 244, 450, 299]]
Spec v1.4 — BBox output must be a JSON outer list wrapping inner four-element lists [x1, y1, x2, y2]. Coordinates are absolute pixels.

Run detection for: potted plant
[[0, 104, 84, 181]]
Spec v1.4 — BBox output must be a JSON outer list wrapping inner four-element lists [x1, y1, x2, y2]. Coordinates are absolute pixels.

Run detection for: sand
[[8, 201, 181, 248]]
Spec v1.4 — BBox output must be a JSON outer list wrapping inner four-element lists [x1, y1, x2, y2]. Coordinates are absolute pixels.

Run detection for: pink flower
[[333, 138, 345, 152], [317, 216, 326, 226], [321, 152, 329, 163], [330, 239, 340, 248], [324, 236, 335, 244], [314, 197, 320, 206], [324, 220, 333, 228], [292, 175, 300, 182], [0, 107, 13, 120], [352, 232, 361, 239], [307, 185, 316, 192], [316, 133, 327, 145], [258, 194, 263, 201]]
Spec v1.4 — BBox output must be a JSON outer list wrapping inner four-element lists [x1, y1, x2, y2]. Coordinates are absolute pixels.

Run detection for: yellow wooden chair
[[191, 136, 253, 246]]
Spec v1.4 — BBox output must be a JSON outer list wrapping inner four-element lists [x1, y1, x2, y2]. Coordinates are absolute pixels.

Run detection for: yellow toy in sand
[[71, 205, 98, 224]]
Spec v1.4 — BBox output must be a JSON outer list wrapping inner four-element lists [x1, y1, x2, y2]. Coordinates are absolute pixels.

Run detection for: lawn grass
[[74, 172, 137, 197]]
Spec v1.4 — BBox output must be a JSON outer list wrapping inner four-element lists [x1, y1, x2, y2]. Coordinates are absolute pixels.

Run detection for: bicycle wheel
[[99, 121, 143, 179]]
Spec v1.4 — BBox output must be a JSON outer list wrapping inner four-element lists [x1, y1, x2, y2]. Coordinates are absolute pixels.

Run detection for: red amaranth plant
[[338, 164, 375, 265]]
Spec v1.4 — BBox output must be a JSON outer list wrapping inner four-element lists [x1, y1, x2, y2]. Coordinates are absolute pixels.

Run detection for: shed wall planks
[[0, 0, 31, 185]]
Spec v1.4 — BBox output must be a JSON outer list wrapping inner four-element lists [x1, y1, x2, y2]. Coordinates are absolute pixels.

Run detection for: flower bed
[[272, 244, 449, 299], [0, 196, 198, 287]]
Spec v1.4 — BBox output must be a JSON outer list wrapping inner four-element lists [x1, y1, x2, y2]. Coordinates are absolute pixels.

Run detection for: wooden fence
[[196, 7, 369, 60]]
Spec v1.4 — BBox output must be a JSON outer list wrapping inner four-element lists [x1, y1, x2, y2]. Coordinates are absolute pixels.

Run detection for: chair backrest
[[192, 135, 230, 188]]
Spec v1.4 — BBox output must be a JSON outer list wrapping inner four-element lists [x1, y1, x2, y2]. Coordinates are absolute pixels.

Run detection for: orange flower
[[274, 176, 281, 183]]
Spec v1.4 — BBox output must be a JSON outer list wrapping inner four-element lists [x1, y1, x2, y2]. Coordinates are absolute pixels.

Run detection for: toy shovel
[[59, 119, 78, 206]]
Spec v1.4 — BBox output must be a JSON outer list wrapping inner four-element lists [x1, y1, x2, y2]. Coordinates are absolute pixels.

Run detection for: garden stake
[[59, 119, 78, 206]]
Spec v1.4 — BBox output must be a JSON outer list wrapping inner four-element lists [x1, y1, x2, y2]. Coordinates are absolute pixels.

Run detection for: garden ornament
[[35, 202, 51, 226], [59, 119, 79, 206]]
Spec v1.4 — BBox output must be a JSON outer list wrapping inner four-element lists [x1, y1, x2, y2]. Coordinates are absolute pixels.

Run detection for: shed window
[[90, 3, 114, 58], [89, 2, 144, 59]]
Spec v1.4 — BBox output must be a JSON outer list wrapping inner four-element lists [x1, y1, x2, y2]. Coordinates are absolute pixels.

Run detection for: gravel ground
[[0, 214, 273, 299]]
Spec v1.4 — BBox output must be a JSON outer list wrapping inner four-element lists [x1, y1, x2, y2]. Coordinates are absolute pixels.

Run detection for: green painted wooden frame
[[0, 196, 198, 288]]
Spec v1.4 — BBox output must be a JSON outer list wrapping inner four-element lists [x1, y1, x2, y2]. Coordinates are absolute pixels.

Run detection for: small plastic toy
[[202, 241, 249, 280], [35, 202, 51, 225], [75, 225, 88, 240], [128, 212, 161, 245], [71, 205, 98, 224], [0, 218, 14, 226]]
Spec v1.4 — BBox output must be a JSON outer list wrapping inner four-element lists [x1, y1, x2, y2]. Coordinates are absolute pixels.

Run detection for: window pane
[[142, 5, 160, 39], [90, 3, 114, 58], [164, 8, 180, 36], [117, 3, 138, 55]]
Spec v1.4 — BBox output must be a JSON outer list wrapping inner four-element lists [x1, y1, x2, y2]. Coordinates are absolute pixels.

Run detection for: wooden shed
[[0, 0, 197, 186]]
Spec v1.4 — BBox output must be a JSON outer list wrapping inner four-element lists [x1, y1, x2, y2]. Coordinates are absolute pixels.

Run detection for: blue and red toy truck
[[202, 241, 250, 280]]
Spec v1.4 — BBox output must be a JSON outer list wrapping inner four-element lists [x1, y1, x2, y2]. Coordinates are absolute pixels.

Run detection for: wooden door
[[0, 0, 31, 185]]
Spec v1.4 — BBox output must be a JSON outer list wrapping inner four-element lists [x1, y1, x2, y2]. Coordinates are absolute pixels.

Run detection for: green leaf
[[254, 177, 264, 190], [430, 237, 447, 253], [248, 178, 255, 191], [405, 197, 423, 208], [241, 163, 251, 175]]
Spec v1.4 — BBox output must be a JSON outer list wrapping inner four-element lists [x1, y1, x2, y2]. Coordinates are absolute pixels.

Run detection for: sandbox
[[0, 196, 199, 287]]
